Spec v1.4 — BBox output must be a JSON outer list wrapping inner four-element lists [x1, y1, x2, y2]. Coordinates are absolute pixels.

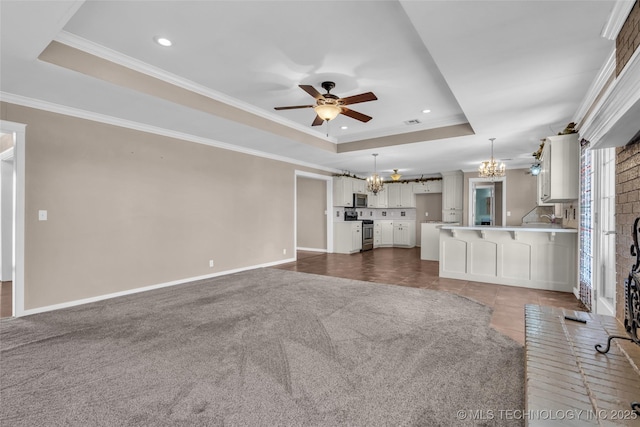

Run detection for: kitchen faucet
[[541, 214, 556, 224]]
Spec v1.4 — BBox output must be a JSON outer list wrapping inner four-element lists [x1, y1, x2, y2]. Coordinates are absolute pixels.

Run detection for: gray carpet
[[1, 269, 523, 426]]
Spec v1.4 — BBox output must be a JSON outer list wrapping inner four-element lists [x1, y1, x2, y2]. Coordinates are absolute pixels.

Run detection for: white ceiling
[[0, 1, 618, 179]]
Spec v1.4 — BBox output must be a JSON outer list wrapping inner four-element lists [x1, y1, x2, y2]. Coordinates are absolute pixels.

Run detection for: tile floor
[[273, 247, 586, 345], [0, 281, 11, 319]]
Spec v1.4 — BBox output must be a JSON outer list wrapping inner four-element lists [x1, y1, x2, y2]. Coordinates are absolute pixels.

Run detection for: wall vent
[[404, 119, 421, 125]]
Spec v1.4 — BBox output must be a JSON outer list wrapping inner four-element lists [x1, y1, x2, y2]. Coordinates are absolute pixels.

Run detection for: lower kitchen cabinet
[[393, 221, 416, 247], [374, 220, 394, 247], [442, 209, 463, 223], [333, 222, 362, 254], [374, 220, 414, 248]]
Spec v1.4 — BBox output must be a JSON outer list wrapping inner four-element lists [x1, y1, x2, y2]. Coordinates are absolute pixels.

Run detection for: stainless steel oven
[[362, 220, 374, 251]]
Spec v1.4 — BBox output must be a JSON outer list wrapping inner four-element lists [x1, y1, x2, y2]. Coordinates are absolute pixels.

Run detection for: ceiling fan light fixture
[[390, 169, 402, 181], [314, 104, 341, 121]]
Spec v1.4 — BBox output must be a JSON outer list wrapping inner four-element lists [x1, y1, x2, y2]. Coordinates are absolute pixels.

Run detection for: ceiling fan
[[274, 81, 377, 126]]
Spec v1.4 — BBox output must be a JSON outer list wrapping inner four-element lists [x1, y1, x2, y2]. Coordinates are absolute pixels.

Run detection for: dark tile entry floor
[[273, 248, 586, 345]]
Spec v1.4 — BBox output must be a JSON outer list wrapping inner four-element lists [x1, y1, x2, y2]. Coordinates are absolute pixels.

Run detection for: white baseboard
[[18, 257, 296, 317], [573, 287, 580, 300], [296, 247, 327, 253]]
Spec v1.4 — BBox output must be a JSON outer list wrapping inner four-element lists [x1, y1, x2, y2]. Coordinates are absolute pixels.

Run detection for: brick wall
[[616, 0, 640, 76], [615, 140, 640, 324]]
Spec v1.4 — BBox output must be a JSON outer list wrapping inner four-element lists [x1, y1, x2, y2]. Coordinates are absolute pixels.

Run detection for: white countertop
[[439, 225, 577, 233]]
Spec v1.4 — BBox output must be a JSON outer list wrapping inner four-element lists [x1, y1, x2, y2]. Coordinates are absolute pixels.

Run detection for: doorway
[[474, 185, 494, 225], [468, 177, 506, 227], [0, 121, 25, 318], [593, 147, 616, 316], [0, 146, 13, 318], [294, 171, 333, 256]]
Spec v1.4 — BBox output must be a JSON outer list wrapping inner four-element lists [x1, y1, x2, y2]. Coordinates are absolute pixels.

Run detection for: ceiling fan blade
[[340, 107, 372, 123], [274, 105, 314, 110], [311, 115, 324, 126], [299, 85, 324, 100], [339, 92, 377, 105]]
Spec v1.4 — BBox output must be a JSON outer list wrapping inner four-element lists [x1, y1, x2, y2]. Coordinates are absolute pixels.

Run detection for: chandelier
[[367, 153, 384, 194], [478, 138, 506, 179]]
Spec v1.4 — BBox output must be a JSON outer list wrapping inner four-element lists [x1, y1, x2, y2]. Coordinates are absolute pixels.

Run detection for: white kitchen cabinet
[[374, 220, 415, 248], [442, 171, 463, 221], [377, 220, 394, 247], [413, 180, 443, 194], [539, 134, 579, 203], [393, 221, 416, 247], [333, 177, 353, 207], [373, 221, 382, 247], [536, 171, 554, 206], [420, 222, 442, 260], [367, 190, 388, 208], [352, 179, 367, 194], [333, 221, 362, 254], [443, 210, 463, 223], [333, 176, 370, 207], [387, 183, 415, 208]]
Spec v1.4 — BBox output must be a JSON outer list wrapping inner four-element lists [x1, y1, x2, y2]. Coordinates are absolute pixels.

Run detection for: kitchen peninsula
[[438, 225, 577, 292]]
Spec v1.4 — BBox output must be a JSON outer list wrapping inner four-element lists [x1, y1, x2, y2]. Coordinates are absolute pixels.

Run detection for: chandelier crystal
[[478, 138, 506, 179], [367, 153, 384, 195]]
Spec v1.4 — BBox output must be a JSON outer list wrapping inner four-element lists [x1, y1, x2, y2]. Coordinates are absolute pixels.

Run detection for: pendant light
[[478, 138, 506, 179], [367, 154, 384, 195]]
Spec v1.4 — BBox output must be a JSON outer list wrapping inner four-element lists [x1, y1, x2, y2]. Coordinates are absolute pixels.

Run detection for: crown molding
[[54, 31, 337, 144], [580, 46, 640, 148], [601, 0, 636, 40], [574, 48, 616, 125], [0, 92, 340, 174]]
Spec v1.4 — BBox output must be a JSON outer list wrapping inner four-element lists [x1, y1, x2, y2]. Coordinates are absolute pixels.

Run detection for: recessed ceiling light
[[422, 109, 431, 114], [154, 36, 172, 47], [341, 126, 348, 130]]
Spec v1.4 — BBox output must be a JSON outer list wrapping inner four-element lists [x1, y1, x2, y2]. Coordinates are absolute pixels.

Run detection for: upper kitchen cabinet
[[539, 134, 579, 203], [353, 179, 367, 194], [413, 180, 443, 194], [387, 183, 416, 208], [334, 176, 370, 207], [442, 171, 463, 222], [368, 189, 388, 208], [333, 176, 354, 207]]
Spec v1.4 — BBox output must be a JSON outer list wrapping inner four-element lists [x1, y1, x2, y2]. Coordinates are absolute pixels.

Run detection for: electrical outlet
[[209, 260, 214, 268], [425, 212, 429, 217], [507, 211, 511, 217], [283, 249, 287, 255]]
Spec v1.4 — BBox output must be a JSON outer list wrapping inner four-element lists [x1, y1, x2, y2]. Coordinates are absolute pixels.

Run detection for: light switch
[[507, 211, 511, 217], [39, 210, 47, 221]]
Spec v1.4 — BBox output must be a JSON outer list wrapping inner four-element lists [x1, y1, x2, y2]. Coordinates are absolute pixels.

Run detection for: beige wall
[[0, 133, 14, 152], [296, 177, 327, 250], [415, 193, 442, 245], [463, 169, 538, 226], [1, 102, 328, 310]]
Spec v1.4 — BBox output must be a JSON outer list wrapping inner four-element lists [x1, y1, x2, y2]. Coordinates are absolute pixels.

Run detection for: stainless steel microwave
[[353, 193, 368, 208]]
